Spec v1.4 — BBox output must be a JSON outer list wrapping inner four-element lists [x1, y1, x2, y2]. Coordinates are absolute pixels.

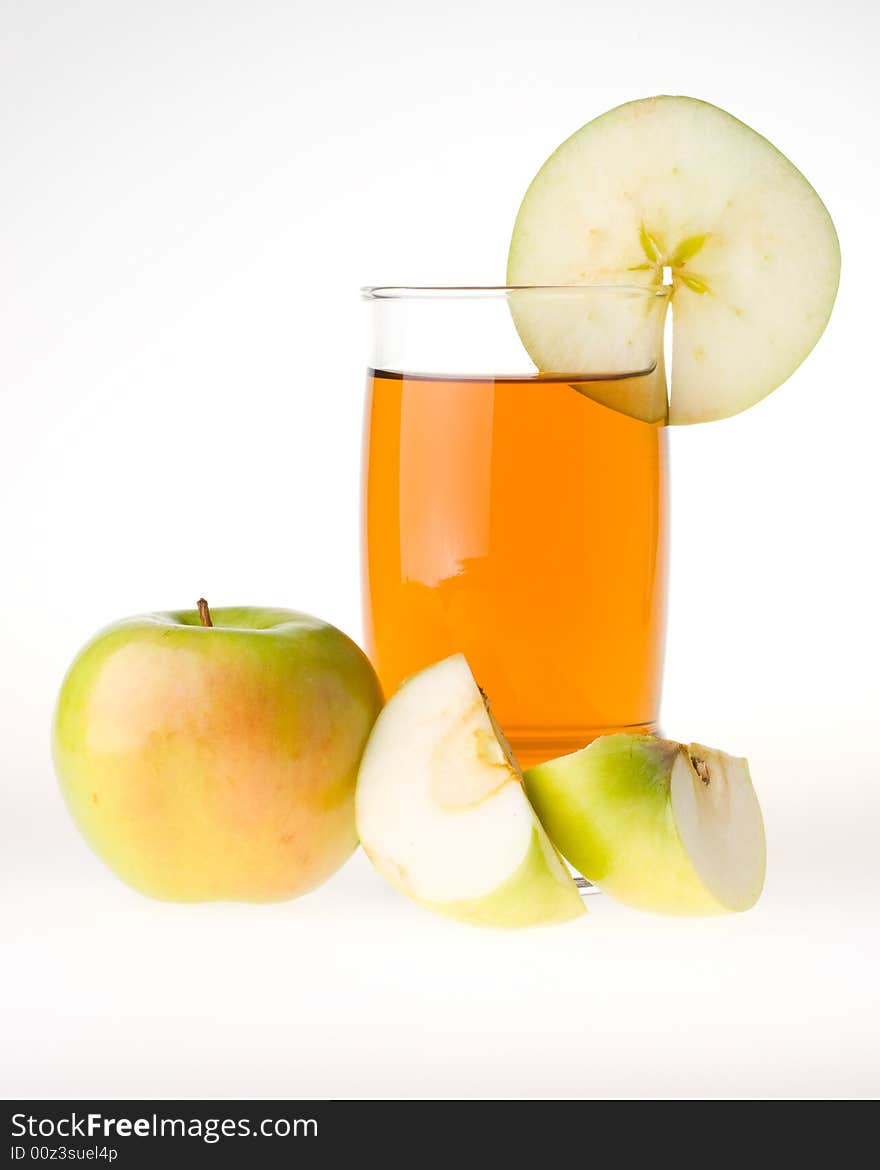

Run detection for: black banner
[[3, 1101, 563, 1166], [4, 1103, 348, 1167]]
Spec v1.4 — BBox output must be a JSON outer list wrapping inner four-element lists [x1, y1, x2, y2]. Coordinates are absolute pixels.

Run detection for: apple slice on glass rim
[[507, 95, 840, 423]]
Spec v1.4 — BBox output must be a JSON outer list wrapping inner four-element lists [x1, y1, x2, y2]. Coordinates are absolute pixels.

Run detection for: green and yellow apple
[[524, 733, 766, 915], [355, 654, 585, 928], [52, 601, 383, 902]]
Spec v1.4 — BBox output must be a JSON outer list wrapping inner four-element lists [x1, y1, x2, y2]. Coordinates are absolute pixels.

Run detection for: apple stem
[[197, 598, 213, 628]]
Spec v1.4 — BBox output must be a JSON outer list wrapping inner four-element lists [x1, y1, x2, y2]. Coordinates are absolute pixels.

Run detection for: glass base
[[509, 722, 659, 771], [574, 875, 601, 896]]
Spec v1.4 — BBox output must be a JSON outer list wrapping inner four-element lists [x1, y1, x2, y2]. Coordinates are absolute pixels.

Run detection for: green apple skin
[[525, 734, 741, 915], [52, 607, 383, 902], [420, 829, 586, 928]]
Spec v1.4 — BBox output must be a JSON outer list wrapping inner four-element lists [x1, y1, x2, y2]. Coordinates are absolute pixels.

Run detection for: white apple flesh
[[524, 733, 766, 915], [355, 655, 585, 928], [508, 95, 840, 424]]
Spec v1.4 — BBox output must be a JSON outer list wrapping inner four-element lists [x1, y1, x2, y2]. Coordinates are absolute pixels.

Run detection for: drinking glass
[[362, 285, 669, 769]]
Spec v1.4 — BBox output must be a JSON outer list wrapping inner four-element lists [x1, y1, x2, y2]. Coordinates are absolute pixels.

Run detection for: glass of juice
[[362, 285, 669, 769]]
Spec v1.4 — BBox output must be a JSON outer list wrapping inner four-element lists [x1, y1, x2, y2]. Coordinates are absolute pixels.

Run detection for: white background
[[2, 0, 878, 1100]]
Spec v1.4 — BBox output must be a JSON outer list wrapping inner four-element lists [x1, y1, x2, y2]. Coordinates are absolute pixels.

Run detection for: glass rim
[[360, 283, 670, 300]]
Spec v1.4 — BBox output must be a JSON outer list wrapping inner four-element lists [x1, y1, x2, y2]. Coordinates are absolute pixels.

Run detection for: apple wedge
[[524, 734, 766, 915], [355, 655, 585, 928], [508, 95, 840, 424]]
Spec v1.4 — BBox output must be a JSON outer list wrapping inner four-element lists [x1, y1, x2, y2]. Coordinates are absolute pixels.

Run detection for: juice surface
[[363, 368, 668, 767]]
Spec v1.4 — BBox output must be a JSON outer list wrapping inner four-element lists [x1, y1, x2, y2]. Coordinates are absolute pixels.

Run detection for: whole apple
[[52, 601, 383, 901]]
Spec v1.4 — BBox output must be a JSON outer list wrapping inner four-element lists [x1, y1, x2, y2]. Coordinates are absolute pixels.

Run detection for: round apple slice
[[524, 734, 766, 915], [508, 96, 840, 424], [355, 654, 585, 928]]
